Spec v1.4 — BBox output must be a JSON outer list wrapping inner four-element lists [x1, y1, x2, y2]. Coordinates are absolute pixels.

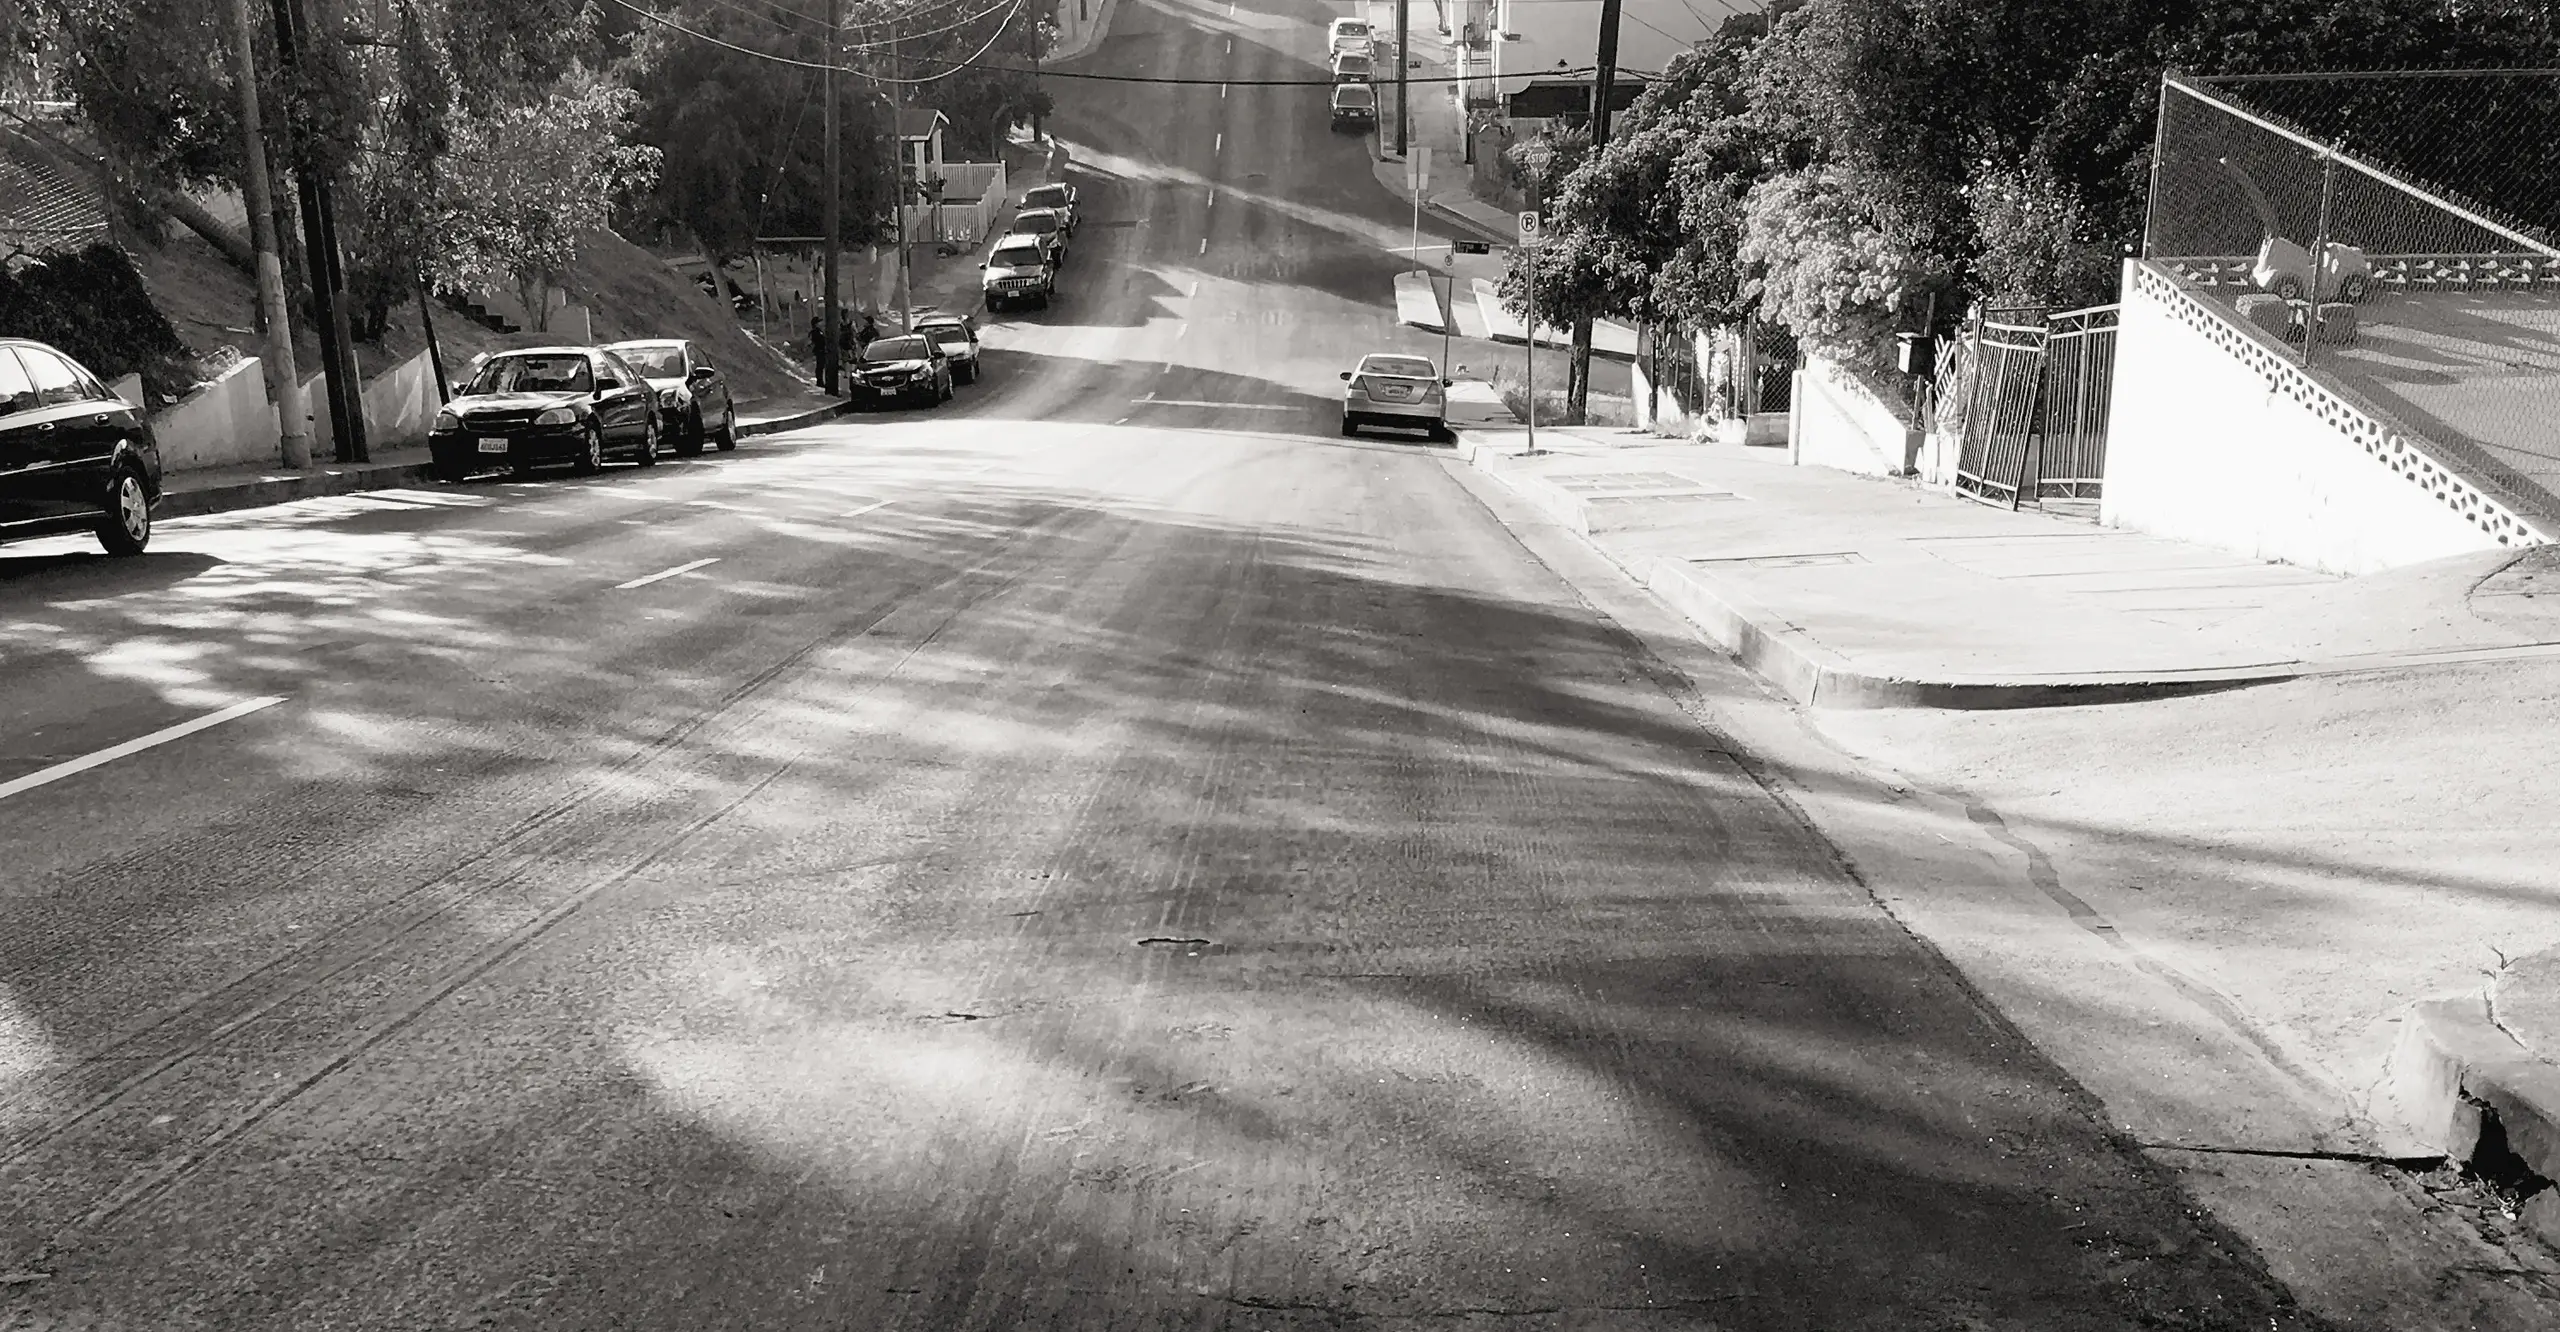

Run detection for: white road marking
[[615, 557, 720, 590], [0, 697, 285, 804], [1215, 132, 1223, 152], [1222, 83, 1228, 98], [1199, 237, 1209, 254], [840, 498, 898, 518], [1115, 417, 1132, 425], [1207, 188, 1215, 208], [1189, 279, 1200, 297], [1129, 399, 1299, 411]]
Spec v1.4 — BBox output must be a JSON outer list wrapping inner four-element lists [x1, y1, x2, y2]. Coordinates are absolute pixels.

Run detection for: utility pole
[[267, 0, 364, 462], [1565, 0, 1624, 425], [227, 0, 309, 468], [891, 34, 912, 333], [820, 0, 842, 393], [1395, 0, 1410, 157]]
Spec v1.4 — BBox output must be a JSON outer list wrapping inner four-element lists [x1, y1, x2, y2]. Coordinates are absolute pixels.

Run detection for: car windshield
[[991, 246, 1043, 267], [1024, 186, 1068, 208], [1019, 212, 1061, 233], [468, 354, 591, 395], [610, 345, 686, 377], [1362, 356, 1436, 378], [866, 336, 930, 361]]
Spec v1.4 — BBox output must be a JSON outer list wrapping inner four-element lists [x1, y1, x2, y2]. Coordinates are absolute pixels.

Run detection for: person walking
[[854, 312, 881, 360]]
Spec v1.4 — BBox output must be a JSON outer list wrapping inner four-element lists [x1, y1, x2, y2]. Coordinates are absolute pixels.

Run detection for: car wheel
[[1341, 413, 1360, 438], [715, 408, 738, 452], [573, 421, 604, 475], [96, 467, 151, 556], [676, 409, 705, 457], [635, 415, 660, 467]]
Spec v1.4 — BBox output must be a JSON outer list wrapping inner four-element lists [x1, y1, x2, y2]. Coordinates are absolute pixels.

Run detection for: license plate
[[476, 437, 509, 454]]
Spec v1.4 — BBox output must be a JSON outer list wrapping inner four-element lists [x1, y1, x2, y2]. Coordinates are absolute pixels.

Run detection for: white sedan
[[1340, 353, 1451, 441]]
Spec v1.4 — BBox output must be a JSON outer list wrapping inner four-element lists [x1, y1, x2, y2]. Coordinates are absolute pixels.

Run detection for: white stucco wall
[[1788, 355, 1915, 477], [153, 357, 280, 472], [2103, 261, 2548, 575]]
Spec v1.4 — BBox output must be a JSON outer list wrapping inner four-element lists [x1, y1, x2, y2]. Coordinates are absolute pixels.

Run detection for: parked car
[[913, 312, 983, 384], [1331, 83, 1377, 131], [1327, 16, 1371, 55], [429, 346, 661, 482], [1340, 352, 1452, 441], [601, 337, 737, 456], [980, 237, 1057, 311], [1021, 182, 1078, 233], [0, 338, 161, 556], [847, 334, 954, 408], [1331, 50, 1373, 83], [1013, 207, 1072, 266]]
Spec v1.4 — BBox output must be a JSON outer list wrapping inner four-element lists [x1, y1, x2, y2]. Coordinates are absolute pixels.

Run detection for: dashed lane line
[[0, 697, 287, 804], [615, 557, 720, 590]]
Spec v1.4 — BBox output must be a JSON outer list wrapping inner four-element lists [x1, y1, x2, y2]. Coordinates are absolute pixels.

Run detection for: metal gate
[[1954, 303, 2120, 509], [1955, 307, 2048, 507], [2036, 304, 2119, 501]]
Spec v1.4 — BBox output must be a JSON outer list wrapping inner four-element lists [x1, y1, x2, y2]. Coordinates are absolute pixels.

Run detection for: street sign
[[1518, 211, 1543, 246], [1452, 239, 1491, 255], [1407, 145, 1432, 193]]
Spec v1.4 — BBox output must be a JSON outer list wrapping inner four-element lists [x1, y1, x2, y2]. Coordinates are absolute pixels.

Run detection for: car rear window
[[991, 246, 1043, 267], [1336, 86, 1374, 105], [611, 344, 685, 377], [1362, 356, 1436, 378], [1025, 186, 1067, 207], [923, 325, 970, 346], [1338, 21, 1368, 35]]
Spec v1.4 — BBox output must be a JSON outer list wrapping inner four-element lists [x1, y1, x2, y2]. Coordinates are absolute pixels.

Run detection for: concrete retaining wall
[[2102, 260, 2547, 575], [155, 348, 440, 473], [1788, 355, 1916, 477]]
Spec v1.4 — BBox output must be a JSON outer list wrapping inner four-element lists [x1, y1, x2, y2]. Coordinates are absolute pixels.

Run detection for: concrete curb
[[1457, 438, 2560, 711], [1046, 0, 1121, 64], [157, 461, 442, 521], [2386, 987, 2560, 1245], [735, 397, 856, 439]]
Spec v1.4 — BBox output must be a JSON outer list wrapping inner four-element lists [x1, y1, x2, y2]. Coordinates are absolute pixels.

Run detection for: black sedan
[[846, 335, 953, 408], [430, 347, 662, 482], [0, 337, 162, 556], [602, 337, 737, 456]]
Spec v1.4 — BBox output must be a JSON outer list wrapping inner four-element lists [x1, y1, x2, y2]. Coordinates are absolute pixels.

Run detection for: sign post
[[1407, 146, 1431, 267], [1519, 210, 1543, 454]]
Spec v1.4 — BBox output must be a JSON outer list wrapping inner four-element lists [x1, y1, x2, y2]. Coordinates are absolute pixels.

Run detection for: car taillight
[[1351, 376, 1374, 395]]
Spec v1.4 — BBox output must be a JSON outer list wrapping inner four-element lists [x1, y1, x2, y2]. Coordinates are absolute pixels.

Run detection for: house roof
[[1486, 0, 1731, 100], [895, 108, 950, 141], [0, 129, 107, 256]]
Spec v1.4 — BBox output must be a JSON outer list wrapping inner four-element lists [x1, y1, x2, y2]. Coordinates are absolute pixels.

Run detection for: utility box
[[1895, 331, 1935, 379]]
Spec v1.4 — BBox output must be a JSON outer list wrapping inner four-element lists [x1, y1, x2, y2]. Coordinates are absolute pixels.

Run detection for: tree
[[1738, 164, 1922, 370], [430, 74, 661, 331]]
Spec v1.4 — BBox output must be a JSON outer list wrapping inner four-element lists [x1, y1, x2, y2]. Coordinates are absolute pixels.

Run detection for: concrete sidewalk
[[156, 390, 855, 521], [1454, 428, 2560, 709], [2394, 944, 2560, 1245]]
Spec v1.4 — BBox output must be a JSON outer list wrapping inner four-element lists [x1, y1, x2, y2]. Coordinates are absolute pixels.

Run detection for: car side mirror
[[1442, 378, 1454, 387], [449, 381, 468, 398], [1339, 371, 1352, 380], [977, 261, 988, 268], [688, 366, 715, 383]]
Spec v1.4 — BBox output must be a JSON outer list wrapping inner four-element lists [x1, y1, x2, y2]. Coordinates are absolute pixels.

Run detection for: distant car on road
[[1331, 83, 1377, 131], [1021, 182, 1078, 234], [1013, 207, 1072, 265], [601, 337, 737, 455], [1327, 16, 1371, 56], [0, 338, 161, 556], [1331, 50, 1372, 83], [980, 237, 1057, 311], [1340, 352, 1452, 441], [848, 334, 954, 408], [913, 312, 983, 385], [430, 346, 661, 482]]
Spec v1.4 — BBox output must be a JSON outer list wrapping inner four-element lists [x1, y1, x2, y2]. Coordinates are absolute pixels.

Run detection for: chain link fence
[[2144, 72, 2560, 513]]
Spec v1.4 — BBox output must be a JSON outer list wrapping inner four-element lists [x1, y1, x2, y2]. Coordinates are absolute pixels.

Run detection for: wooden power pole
[[266, 0, 365, 462], [1567, 0, 1625, 424], [227, 0, 309, 468], [820, 0, 842, 394]]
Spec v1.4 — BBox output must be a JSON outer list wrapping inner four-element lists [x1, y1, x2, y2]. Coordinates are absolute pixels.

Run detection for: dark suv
[[0, 338, 163, 556]]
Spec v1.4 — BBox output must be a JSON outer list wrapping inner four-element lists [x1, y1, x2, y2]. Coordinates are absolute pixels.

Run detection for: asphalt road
[[0, 3, 2329, 1329]]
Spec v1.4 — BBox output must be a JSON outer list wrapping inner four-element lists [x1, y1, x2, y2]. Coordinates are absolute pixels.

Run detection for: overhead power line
[[609, 0, 1619, 86], [675, 0, 1023, 53]]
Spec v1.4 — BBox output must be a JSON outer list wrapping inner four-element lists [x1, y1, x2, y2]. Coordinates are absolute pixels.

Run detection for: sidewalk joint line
[[0, 697, 286, 804]]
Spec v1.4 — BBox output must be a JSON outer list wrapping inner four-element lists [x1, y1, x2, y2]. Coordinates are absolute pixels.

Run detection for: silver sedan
[[1339, 353, 1451, 441]]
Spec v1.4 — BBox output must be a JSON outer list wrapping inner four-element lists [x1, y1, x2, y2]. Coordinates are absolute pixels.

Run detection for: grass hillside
[[126, 221, 813, 407]]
